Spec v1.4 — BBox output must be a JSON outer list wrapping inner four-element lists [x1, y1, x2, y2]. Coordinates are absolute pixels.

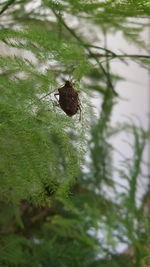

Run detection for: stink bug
[[54, 80, 82, 120]]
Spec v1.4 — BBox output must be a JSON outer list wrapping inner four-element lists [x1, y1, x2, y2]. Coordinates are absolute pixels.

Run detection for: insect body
[[54, 80, 81, 120]]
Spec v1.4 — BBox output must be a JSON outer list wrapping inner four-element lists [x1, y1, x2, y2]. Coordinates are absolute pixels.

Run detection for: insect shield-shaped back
[[54, 81, 81, 120]]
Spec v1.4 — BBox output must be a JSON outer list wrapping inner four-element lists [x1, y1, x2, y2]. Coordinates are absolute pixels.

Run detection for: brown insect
[[54, 80, 82, 120]]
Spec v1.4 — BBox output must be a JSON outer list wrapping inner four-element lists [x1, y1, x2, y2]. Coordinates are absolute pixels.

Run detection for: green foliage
[[0, 54, 84, 203], [0, 0, 150, 266]]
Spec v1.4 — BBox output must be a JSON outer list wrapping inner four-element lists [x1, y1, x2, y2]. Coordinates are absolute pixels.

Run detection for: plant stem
[[0, 0, 15, 15], [90, 53, 150, 59]]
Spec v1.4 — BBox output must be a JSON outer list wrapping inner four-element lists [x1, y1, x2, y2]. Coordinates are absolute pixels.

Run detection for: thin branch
[[103, 29, 110, 77], [66, 41, 117, 56], [0, 0, 15, 15], [71, 43, 150, 60], [89, 53, 150, 59], [113, 54, 150, 59]]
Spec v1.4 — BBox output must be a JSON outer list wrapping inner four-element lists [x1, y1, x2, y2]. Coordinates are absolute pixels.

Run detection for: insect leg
[[54, 93, 59, 103], [78, 104, 82, 122], [78, 98, 83, 108]]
